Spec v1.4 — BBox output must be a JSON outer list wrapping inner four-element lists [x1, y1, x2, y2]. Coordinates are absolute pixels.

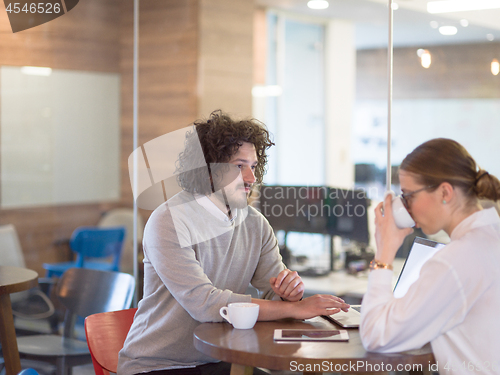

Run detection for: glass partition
[[261, 12, 326, 186], [0, 0, 129, 329], [354, 1, 500, 243], [354, 2, 500, 204], [2, 0, 499, 307]]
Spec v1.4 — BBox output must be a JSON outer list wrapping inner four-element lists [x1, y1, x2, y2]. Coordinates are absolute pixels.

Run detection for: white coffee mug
[[385, 191, 415, 229], [219, 302, 259, 329]]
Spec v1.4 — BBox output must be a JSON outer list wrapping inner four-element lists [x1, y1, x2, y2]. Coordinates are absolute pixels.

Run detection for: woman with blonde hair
[[360, 138, 500, 374]]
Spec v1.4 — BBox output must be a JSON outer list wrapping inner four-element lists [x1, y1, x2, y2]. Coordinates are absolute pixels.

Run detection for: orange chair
[[84, 308, 138, 375]]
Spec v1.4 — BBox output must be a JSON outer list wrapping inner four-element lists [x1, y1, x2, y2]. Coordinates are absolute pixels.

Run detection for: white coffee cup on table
[[219, 302, 259, 329], [385, 191, 416, 229]]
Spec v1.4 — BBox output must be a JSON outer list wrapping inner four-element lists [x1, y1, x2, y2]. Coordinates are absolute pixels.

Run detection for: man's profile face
[[211, 142, 258, 210]]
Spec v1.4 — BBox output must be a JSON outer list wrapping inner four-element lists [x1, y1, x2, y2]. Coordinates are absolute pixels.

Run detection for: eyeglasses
[[400, 185, 438, 209]]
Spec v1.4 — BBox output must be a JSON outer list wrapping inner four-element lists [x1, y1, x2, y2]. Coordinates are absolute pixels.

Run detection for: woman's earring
[[442, 200, 447, 204]]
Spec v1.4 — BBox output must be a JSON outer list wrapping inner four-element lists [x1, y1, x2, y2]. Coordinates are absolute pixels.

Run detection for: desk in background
[[301, 259, 405, 301], [258, 186, 371, 272]]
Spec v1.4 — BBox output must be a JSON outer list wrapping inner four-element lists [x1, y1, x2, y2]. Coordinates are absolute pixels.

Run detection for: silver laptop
[[323, 237, 445, 328]]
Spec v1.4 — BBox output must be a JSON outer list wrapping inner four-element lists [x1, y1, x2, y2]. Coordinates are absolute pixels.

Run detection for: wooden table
[[194, 317, 434, 375], [0, 265, 38, 375]]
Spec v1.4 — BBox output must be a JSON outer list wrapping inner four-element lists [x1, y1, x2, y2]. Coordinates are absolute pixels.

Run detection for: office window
[[353, 14, 500, 202], [262, 13, 326, 186]]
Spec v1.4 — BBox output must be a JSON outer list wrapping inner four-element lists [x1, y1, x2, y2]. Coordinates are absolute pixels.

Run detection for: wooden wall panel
[[357, 42, 500, 100], [0, 0, 119, 72], [198, 0, 253, 118], [1, 203, 118, 270], [253, 8, 267, 86], [119, 0, 199, 209]]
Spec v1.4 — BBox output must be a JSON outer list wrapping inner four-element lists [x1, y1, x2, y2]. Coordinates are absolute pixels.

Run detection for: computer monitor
[[257, 185, 329, 234], [325, 187, 370, 245], [257, 186, 370, 244]]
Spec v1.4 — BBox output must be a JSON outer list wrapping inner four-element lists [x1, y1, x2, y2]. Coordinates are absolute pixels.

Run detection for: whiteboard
[[1, 66, 121, 208]]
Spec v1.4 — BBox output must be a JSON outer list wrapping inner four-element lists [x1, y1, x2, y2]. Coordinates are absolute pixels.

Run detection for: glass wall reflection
[[1, 0, 499, 304]]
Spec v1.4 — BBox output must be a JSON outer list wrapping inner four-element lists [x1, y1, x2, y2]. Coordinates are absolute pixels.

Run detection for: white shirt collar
[[450, 207, 500, 241], [194, 194, 237, 223]]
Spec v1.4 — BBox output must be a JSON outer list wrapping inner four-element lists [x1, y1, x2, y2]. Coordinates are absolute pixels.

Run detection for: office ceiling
[[256, 0, 500, 49]]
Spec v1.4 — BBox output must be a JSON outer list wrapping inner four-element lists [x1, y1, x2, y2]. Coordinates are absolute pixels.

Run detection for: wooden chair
[[16, 268, 135, 375], [84, 308, 138, 375]]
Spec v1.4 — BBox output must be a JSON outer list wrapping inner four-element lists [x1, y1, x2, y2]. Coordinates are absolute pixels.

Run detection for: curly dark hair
[[176, 110, 275, 195]]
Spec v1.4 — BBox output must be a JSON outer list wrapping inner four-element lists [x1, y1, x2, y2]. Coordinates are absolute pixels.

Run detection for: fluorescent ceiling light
[[428, 0, 500, 14], [307, 0, 329, 10], [252, 85, 283, 97], [492, 59, 500, 75], [21, 66, 52, 76], [417, 49, 431, 68], [439, 26, 458, 35]]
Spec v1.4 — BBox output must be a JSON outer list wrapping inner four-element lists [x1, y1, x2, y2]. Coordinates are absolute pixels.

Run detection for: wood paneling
[[0, 203, 118, 270], [357, 42, 500, 100], [198, 0, 253, 118], [253, 8, 267, 86], [119, 0, 199, 207], [0, 0, 120, 72]]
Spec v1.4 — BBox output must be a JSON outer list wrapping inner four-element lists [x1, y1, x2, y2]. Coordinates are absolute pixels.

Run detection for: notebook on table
[[323, 237, 445, 328]]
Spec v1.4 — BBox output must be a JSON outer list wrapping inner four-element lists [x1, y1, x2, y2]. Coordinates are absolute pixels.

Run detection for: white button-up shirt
[[360, 208, 500, 374]]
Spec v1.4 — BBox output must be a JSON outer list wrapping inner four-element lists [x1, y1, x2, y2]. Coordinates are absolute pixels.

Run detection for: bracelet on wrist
[[369, 259, 393, 271]]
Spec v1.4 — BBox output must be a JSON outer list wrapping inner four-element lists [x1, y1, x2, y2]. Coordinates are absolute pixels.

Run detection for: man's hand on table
[[293, 295, 350, 320]]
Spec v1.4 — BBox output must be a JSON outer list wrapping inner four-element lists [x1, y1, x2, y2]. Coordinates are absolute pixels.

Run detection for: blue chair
[[18, 369, 40, 375], [43, 226, 126, 278]]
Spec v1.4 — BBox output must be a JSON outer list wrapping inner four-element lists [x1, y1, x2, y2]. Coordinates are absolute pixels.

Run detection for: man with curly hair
[[118, 111, 349, 375]]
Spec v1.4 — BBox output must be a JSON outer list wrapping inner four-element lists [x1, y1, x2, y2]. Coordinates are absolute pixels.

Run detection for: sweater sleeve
[[360, 257, 467, 352], [248, 214, 286, 300]]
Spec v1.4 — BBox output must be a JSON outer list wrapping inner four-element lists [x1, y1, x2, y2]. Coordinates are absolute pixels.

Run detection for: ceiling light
[[487, 34, 495, 41], [391, 3, 399, 10], [439, 26, 458, 35], [307, 0, 329, 9], [460, 19, 469, 27], [252, 85, 283, 97], [430, 21, 439, 29], [492, 59, 500, 75], [428, 0, 500, 14], [21, 66, 52, 76], [419, 50, 431, 68]]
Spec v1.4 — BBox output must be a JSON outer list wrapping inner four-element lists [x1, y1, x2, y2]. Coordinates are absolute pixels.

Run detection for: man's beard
[[213, 183, 251, 210]]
